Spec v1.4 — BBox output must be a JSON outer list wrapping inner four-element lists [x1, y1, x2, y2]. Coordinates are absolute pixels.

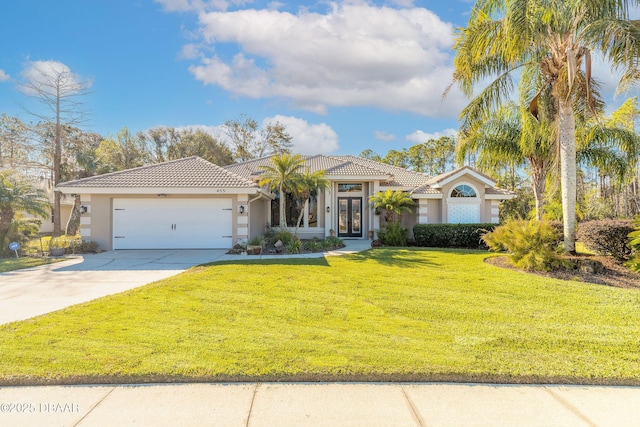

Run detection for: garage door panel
[[113, 198, 232, 249]]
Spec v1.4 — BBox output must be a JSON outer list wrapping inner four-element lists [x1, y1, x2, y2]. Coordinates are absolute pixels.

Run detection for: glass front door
[[338, 197, 362, 237]]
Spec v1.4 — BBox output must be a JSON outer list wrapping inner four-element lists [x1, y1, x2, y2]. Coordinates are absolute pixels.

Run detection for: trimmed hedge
[[577, 220, 634, 260], [413, 223, 498, 249]]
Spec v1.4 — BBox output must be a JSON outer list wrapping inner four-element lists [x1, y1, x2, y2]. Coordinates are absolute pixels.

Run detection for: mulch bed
[[485, 255, 640, 289]]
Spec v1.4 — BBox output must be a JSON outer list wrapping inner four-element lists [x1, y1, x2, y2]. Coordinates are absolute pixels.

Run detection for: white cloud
[[187, 3, 467, 117], [405, 128, 457, 144], [179, 43, 203, 60], [0, 69, 10, 82], [20, 60, 91, 96], [264, 115, 339, 154], [374, 130, 396, 142]]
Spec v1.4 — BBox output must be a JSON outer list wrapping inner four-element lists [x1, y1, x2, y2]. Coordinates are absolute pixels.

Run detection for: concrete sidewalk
[[1, 382, 638, 426]]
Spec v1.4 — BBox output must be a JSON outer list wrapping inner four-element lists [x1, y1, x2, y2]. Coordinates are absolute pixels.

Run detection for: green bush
[[303, 240, 323, 252], [248, 235, 265, 246], [577, 220, 634, 260], [67, 238, 100, 254], [285, 238, 301, 254], [272, 229, 294, 246], [3, 218, 41, 255], [322, 236, 344, 250], [377, 222, 409, 246], [413, 223, 497, 249], [626, 217, 640, 272], [482, 220, 566, 271]]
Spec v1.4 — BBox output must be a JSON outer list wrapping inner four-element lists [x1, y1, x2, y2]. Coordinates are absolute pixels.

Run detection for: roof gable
[[426, 166, 496, 188]]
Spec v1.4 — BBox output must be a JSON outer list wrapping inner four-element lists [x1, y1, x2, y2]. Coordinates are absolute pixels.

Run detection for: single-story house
[[57, 155, 516, 250]]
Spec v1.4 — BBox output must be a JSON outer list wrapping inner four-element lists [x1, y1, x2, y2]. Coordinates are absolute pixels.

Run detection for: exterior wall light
[[239, 205, 245, 214], [326, 206, 330, 213], [80, 206, 88, 214]]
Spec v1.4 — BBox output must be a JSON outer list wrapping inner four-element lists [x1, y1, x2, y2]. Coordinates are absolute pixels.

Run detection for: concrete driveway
[[0, 250, 227, 325]]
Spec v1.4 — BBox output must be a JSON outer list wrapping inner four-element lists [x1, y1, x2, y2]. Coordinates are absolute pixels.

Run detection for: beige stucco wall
[[249, 197, 268, 240]]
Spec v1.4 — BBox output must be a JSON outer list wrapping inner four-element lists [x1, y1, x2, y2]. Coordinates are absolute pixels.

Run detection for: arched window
[[451, 184, 476, 198]]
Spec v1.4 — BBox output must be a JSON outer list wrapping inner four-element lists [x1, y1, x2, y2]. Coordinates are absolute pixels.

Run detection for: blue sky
[[0, 0, 633, 157]]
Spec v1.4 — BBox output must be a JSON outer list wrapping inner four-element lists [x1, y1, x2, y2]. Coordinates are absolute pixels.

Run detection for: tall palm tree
[[258, 153, 305, 228], [369, 190, 415, 224], [452, 0, 640, 252], [0, 171, 50, 250], [294, 168, 330, 233]]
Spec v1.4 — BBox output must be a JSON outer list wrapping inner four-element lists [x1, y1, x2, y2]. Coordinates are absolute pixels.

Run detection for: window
[[270, 192, 319, 228], [338, 183, 362, 192], [451, 184, 476, 198]]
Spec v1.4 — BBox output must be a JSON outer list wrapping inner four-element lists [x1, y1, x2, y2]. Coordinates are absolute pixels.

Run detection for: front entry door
[[338, 197, 363, 237]]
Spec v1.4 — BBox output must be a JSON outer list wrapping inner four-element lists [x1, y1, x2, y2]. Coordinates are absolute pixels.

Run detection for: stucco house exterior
[[57, 155, 515, 250]]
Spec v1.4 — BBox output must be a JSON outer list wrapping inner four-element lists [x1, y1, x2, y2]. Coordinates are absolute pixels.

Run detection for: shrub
[[303, 240, 323, 252], [413, 223, 497, 249], [3, 218, 41, 256], [248, 235, 265, 246], [482, 220, 566, 271], [577, 220, 634, 260], [285, 238, 301, 254], [67, 238, 100, 254], [322, 236, 344, 250], [626, 217, 640, 272], [272, 229, 294, 246], [377, 222, 409, 246]]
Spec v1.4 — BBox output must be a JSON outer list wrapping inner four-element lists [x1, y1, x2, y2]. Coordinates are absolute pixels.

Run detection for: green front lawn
[[0, 257, 60, 273], [1, 248, 639, 385]]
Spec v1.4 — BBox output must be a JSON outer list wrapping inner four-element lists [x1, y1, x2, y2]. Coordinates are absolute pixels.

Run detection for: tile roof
[[330, 155, 432, 187], [485, 187, 517, 196], [58, 156, 258, 188]]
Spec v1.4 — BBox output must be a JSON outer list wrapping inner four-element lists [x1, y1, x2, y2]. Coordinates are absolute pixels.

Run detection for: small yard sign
[[8, 242, 20, 258]]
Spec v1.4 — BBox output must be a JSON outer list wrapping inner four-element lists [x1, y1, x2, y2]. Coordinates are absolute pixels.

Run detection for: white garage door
[[448, 203, 480, 224], [113, 198, 233, 249]]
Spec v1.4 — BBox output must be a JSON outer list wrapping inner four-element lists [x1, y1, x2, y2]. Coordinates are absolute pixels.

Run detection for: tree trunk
[[279, 183, 286, 228], [0, 207, 14, 251], [53, 88, 62, 237], [558, 98, 577, 253], [65, 194, 82, 235], [530, 158, 547, 221]]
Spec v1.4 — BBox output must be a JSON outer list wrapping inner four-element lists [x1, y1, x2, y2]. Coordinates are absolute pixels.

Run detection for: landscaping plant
[[577, 220, 635, 261], [482, 219, 566, 271], [627, 217, 640, 272]]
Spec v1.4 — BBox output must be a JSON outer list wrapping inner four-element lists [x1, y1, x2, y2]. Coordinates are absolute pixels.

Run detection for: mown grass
[[0, 257, 60, 273], [1, 248, 639, 385]]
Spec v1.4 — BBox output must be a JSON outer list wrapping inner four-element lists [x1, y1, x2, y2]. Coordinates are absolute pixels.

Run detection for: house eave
[[485, 194, 517, 200], [56, 186, 262, 195], [412, 193, 443, 199]]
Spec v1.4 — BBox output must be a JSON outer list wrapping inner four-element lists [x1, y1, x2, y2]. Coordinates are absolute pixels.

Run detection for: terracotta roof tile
[[58, 156, 258, 188]]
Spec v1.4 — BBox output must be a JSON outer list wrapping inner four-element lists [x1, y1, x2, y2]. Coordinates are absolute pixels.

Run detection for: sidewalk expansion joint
[[72, 386, 116, 427], [544, 387, 598, 427], [245, 382, 261, 427], [400, 385, 427, 427]]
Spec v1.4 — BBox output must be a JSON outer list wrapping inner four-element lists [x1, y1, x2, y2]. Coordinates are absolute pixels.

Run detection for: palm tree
[[457, 101, 553, 221], [369, 190, 415, 224], [452, 0, 640, 252], [0, 171, 50, 251], [293, 168, 330, 233], [258, 153, 305, 228]]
